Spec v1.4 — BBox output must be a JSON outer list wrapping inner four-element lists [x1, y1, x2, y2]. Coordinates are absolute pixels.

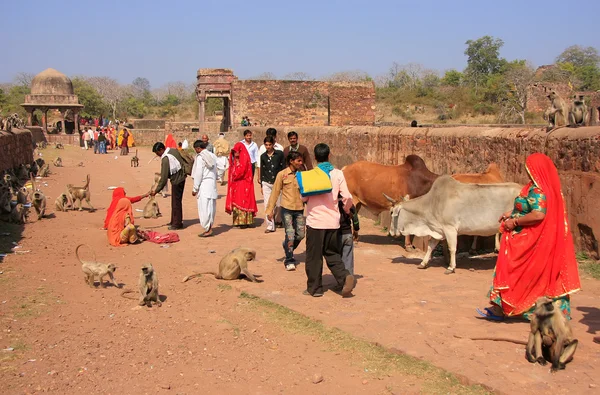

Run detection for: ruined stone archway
[[195, 69, 236, 133]]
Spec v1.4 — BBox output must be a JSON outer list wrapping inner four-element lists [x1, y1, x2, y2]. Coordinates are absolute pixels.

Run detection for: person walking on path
[[266, 151, 306, 271], [192, 140, 218, 237], [259, 135, 285, 233], [240, 130, 259, 178], [283, 131, 313, 171], [303, 143, 355, 297]]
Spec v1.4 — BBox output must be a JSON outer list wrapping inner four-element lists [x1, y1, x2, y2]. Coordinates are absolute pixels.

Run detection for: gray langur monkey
[[122, 264, 161, 307], [143, 195, 161, 219], [526, 296, 578, 372], [182, 247, 260, 283], [77, 244, 119, 288], [568, 95, 589, 127], [32, 190, 46, 220], [55, 193, 70, 212], [66, 174, 94, 211]]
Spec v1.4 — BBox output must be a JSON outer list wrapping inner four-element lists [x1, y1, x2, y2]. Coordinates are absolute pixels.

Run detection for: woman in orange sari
[[103, 187, 149, 230], [478, 153, 580, 321], [107, 198, 139, 246], [225, 142, 257, 227]]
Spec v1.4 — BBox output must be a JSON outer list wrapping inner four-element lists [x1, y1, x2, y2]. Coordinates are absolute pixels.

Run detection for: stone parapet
[[0, 129, 34, 172]]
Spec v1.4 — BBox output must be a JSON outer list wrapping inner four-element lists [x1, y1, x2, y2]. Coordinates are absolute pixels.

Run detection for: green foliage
[[205, 98, 224, 116], [556, 45, 600, 68], [1, 85, 29, 117], [442, 70, 462, 86], [161, 94, 180, 107], [464, 35, 506, 88], [72, 77, 106, 118], [123, 96, 148, 118]]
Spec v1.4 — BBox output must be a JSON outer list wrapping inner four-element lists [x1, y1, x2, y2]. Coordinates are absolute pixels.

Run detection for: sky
[[2, 0, 599, 88]]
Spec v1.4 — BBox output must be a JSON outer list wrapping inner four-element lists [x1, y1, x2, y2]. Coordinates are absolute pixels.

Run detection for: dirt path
[[1, 145, 598, 394]]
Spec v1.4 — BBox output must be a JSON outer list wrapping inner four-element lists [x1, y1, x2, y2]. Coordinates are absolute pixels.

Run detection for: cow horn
[[382, 193, 397, 204]]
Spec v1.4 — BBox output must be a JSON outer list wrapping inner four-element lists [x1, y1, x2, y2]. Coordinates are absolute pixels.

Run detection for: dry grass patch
[[238, 291, 492, 395]]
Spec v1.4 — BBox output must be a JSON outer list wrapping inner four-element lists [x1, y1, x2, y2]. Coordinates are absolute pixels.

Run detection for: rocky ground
[[0, 145, 598, 394]]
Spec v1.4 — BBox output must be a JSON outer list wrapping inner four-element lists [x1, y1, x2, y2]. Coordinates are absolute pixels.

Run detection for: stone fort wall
[[231, 80, 375, 127], [0, 129, 34, 172]]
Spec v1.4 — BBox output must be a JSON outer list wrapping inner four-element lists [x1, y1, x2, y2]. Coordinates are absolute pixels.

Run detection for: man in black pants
[[151, 142, 187, 230], [303, 143, 355, 297]]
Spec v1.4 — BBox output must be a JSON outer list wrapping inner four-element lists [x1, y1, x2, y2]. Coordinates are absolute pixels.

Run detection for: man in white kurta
[[191, 140, 218, 237]]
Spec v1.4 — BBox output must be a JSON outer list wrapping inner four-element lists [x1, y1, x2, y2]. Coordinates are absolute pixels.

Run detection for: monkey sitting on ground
[[6, 203, 28, 224], [526, 296, 578, 371], [77, 244, 119, 288], [53, 157, 63, 167], [54, 193, 70, 212], [568, 95, 589, 127], [66, 174, 94, 211], [32, 190, 47, 220], [122, 263, 161, 307], [182, 247, 260, 283], [55, 142, 64, 149], [131, 149, 139, 167], [143, 195, 161, 219], [38, 163, 50, 177]]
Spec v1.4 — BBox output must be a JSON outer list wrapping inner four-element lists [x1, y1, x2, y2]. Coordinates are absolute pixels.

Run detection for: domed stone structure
[[30, 68, 75, 96], [21, 68, 83, 134]]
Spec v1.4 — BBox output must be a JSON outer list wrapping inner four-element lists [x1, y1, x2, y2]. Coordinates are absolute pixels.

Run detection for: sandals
[[476, 307, 505, 321], [198, 231, 213, 238]]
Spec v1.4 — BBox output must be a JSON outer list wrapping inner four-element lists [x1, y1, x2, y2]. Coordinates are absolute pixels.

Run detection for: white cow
[[385, 175, 522, 274]]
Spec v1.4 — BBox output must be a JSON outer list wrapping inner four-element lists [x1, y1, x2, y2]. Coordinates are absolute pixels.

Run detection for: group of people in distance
[[80, 126, 133, 156]]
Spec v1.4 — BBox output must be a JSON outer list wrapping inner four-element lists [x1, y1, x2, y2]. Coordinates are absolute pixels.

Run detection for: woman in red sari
[[225, 142, 257, 227], [103, 187, 149, 230], [478, 153, 581, 321]]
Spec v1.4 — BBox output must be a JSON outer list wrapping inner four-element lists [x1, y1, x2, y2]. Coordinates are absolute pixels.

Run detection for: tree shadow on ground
[[577, 306, 600, 334]]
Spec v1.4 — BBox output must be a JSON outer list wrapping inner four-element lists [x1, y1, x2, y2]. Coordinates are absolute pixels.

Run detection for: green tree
[[555, 45, 600, 90], [464, 36, 506, 93], [1, 85, 30, 117], [442, 70, 462, 86], [123, 96, 148, 118], [556, 45, 600, 68], [161, 94, 180, 107], [72, 77, 107, 118]]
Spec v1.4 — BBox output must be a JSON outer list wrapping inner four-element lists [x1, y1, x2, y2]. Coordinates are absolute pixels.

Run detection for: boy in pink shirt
[[303, 143, 355, 297]]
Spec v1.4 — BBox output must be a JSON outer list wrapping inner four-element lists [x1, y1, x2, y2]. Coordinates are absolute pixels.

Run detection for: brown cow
[[342, 155, 438, 248], [451, 163, 504, 184], [452, 163, 505, 254]]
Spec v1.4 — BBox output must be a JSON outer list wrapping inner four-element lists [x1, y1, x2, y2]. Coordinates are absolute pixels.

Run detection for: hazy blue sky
[[2, 0, 599, 87]]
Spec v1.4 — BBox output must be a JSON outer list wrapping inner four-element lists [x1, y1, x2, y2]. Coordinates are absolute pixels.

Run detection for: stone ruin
[[195, 68, 376, 133]]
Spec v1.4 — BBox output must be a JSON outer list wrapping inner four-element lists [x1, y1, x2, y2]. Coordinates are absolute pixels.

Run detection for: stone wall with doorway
[[0, 129, 34, 172]]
